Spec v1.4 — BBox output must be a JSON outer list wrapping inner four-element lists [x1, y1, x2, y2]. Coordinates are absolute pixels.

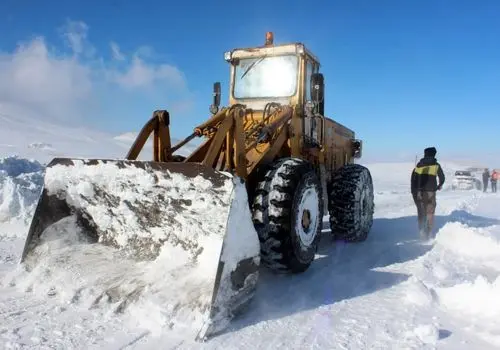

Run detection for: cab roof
[[227, 32, 321, 66]]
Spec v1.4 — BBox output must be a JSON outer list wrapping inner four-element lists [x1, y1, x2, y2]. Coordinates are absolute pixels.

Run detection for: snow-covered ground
[[1, 121, 499, 348]]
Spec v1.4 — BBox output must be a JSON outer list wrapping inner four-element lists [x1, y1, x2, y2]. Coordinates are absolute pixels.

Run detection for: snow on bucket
[[12, 158, 260, 340]]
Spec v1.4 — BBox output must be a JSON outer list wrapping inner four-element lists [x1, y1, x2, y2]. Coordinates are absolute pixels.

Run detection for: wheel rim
[[296, 187, 319, 247]]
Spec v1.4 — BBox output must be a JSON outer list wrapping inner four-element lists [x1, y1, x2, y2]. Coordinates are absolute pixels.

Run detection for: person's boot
[[417, 210, 425, 238], [426, 213, 435, 239], [419, 216, 428, 240]]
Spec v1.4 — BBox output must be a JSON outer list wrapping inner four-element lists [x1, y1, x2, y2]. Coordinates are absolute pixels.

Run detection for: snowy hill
[[0, 118, 500, 348], [0, 105, 198, 164], [0, 105, 128, 163]]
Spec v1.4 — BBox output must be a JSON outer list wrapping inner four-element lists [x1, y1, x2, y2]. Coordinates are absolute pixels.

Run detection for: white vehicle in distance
[[451, 170, 482, 190]]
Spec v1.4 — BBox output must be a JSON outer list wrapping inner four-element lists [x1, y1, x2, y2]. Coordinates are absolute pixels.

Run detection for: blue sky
[[1, 0, 499, 164]]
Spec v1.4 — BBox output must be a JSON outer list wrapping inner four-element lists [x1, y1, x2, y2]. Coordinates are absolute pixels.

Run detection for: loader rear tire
[[251, 158, 323, 273], [328, 163, 374, 242]]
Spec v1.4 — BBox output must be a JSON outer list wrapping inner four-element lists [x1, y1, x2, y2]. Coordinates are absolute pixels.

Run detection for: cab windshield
[[233, 54, 298, 99]]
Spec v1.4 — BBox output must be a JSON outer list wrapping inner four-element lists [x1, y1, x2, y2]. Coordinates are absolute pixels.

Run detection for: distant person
[[482, 168, 490, 192], [491, 170, 498, 193], [411, 147, 445, 240]]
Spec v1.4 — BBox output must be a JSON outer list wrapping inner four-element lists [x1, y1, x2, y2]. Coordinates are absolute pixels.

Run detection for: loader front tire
[[251, 158, 323, 273], [328, 163, 374, 242]]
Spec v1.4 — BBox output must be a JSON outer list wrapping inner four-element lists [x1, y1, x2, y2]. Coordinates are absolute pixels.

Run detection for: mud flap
[[18, 158, 260, 340]]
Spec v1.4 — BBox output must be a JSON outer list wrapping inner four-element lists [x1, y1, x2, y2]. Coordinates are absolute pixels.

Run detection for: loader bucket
[[18, 158, 261, 341]]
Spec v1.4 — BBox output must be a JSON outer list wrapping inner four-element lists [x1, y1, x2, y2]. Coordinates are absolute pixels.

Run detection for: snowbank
[[0, 156, 44, 236], [436, 274, 500, 347], [435, 222, 500, 267], [437, 275, 500, 319], [381, 209, 500, 347]]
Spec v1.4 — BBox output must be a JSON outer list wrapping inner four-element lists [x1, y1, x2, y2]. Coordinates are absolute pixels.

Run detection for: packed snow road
[[1, 159, 500, 349]]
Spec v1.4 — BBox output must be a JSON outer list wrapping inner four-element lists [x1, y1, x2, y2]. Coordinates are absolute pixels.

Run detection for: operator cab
[[208, 32, 327, 150], [221, 32, 324, 115]]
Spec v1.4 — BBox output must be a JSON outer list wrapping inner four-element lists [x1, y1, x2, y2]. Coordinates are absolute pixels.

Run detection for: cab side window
[[305, 58, 319, 102], [305, 60, 314, 102]]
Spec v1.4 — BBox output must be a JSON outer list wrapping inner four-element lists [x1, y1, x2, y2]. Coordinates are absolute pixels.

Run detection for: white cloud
[[135, 45, 155, 59], [105, 42, 185, 90], [0, 19, 191, 125], [0, 37, 92, 123], [110, 56, 186, 90], [59, 19, 94, 57], [110, 42, 125, 61]]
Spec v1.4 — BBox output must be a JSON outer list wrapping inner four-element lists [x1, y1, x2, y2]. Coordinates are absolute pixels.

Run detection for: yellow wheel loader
[[19, 32, 374, 341]]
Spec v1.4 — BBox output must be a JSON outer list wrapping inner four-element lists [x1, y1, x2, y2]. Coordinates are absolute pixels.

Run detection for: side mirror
[[352, 139, 363, 159], [310, 73, 324, 115], [210, 82, 221, 114]]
